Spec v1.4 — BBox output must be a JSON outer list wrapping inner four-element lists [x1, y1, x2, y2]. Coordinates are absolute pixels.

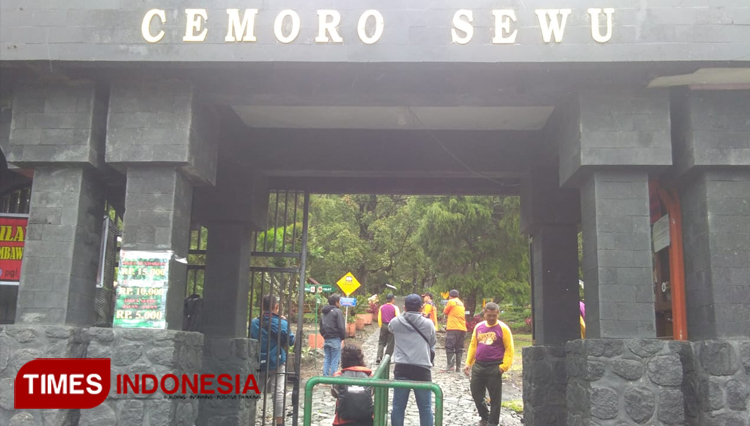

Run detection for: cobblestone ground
[[299, 328, 523, 426]]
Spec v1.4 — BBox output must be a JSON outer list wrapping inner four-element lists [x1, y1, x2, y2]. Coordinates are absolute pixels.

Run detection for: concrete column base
[[0, 325, 91, 426], [522, 345, 568, 426], [523, 339, 750, 426], [84, 328, 204, 426], [198, 337, 259, 426]]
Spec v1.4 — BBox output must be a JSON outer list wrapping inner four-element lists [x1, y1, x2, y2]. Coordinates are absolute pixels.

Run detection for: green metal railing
[[302, 355, 444, 426]]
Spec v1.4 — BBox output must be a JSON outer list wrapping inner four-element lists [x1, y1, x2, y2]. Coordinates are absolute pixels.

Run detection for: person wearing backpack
[[250, 295, 295, 426], [320, 294, 346, 377], [389, 294, 436, 426], [331, 345, 374, 426]]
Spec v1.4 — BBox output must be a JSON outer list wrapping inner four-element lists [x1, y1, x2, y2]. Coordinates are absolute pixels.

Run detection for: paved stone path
[[300, 328, 523, 426]]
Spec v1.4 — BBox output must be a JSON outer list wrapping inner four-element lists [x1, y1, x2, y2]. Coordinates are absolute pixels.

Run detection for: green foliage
[[501, 400, 524, 414], [305, 195, 530, 314], [414, 196, 530, 313]]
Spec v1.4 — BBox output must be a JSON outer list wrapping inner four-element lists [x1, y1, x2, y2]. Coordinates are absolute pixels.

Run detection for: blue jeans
[[391, 378, 433, 426], [322, 337, 342, 376]]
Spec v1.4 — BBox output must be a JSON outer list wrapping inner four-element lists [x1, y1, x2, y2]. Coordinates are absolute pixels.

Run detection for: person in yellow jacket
[[463, 303, 514, 426], [441, 289, 466, 372], [421, 292, 438, 329]]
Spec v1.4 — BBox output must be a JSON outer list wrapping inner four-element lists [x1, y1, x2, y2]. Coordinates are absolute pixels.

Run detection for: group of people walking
[[251, 289, 515, 426]]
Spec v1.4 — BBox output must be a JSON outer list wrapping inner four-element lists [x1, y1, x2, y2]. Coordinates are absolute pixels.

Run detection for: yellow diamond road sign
[[336, 272, 361, 296]]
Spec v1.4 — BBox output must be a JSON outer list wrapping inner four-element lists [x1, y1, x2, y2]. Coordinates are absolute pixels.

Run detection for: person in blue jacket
[[250, 295, 295, 426]]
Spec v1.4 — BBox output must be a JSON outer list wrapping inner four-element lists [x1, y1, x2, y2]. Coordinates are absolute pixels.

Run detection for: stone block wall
[[0, 325, 206, 426], [579, 172, 656, 339], [105, 81, 217, 186], [198, 337, 259, 426], [683, 341, 750, 426], [523, 345, 568, 425], [565, 339, 688, 425], [0, 325, 91, 426], [83, 328, 204, 426], [8, 81, 107, 168]]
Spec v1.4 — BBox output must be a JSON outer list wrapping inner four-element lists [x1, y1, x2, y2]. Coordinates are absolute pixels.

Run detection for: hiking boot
[[476, 419, 488, 426]]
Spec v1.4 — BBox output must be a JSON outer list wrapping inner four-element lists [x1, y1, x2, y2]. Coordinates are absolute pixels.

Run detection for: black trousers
[[376, 324, 394, 361], [470, 362, 503, 426], [444, 330, 466, 369]]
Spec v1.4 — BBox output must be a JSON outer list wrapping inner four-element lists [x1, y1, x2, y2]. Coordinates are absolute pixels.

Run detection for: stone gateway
[[1, 0, 749, 425]]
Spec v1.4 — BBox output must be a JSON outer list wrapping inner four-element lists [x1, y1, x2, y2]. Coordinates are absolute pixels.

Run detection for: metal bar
[[271, 190, 281, 253], [303, 376, 443, 426], [250, 252, 301, 259], [259, 271, 268, 426], [281, 191, 289, 253], [292, 192, 310, 426], [248, 272, 257, 333], [291, 192, 299, 253]]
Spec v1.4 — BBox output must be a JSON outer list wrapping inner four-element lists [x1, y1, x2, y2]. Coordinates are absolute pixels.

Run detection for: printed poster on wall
[[113, 250, 172, 329], [0, 214, 28, 285]]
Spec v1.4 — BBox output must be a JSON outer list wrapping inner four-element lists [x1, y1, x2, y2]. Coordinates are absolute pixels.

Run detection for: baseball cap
[[421, 292, 434, 299], [449, 289, 459, 298], [386, 293, 395, 301], [404, 294, 423, 311]]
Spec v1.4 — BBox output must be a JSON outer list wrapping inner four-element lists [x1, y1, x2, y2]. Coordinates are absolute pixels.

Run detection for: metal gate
[[249, 191, 310, 426]]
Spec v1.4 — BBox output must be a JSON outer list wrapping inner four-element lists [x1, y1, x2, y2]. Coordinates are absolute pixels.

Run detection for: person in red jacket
[[331, 345, 374, 426]]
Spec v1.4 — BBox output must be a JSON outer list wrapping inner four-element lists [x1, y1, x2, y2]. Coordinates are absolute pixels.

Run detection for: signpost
[[336, 272, 362, 332], [340, 297, 357, 307], [305, 284, 334, 293], [113, 250, 172, 329]]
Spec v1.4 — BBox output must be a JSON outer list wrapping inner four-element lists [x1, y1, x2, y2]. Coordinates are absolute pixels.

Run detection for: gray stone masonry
[[83, 328, 204, 426], [198, 337, 259, 426], [105, 81, 217, 186], [531, 225, 581, 345], [0, 325, 206, 426], [7, 80, 108, 326], [683, 340, 750, 426], [680, 170, 750, 340], [566, 338, 688, 426], [8, 81, 107, 168], [0, 324, 91, 426], [523, 345, 568, 426], [671, 90, 750, 175], [580, 171, 655, 339], [672, 89, 750, 341], [559, 90, 672, 189], [15, 167, 105, 326], [521, 164, 581, 345], [121, 166, 193, 330], [201, 223, 252, 338]]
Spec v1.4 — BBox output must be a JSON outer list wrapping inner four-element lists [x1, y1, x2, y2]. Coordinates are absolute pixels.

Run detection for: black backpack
[[336, 369, 374, 422]]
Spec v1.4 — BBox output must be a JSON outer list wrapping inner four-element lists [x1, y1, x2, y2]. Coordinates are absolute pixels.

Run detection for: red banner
[[0, 215, 27, 283]]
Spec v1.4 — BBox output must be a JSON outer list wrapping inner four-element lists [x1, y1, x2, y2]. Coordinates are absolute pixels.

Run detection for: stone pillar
[[580, 171, 655, 339], [8, 81, 107, 326], [106, 80, 218, 330], [120, 166, 193, 329], [558, 90, 673, 339], [521, 165, 581, 346], [672, 90, 750, 341], [1, 81, 107, 425], [193, 155, 268, 425], [520, 161, 581, 426]]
